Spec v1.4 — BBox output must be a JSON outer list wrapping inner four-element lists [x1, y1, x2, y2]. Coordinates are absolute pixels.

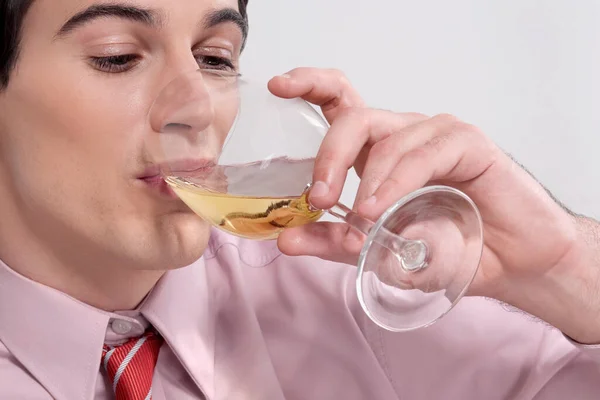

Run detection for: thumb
[[276, 221, 364, 266]]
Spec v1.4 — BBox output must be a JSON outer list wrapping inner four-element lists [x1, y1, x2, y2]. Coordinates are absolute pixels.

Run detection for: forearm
[[504, 215, 600, 344]]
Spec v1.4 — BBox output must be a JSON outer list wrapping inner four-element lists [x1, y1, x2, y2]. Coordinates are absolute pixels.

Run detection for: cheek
[[214, 93, 240, 150], [1, 70, 149, 215]]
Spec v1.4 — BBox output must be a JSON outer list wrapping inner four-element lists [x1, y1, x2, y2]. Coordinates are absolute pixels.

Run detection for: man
[[0, 0, 598, 399]]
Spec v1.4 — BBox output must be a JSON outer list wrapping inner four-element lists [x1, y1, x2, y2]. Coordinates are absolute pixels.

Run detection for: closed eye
[[89, 54, 141, 73], [196, 55, 235, 71]]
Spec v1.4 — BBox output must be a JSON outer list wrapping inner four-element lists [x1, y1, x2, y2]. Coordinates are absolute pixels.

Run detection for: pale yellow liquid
[[166, 176, 323, 240]]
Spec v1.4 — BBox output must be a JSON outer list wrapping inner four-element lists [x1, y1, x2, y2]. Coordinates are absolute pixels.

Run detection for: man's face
[[0, 0, 244, 271]]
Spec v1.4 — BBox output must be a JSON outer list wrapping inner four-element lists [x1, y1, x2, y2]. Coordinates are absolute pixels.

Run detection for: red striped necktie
[[101, 329, 163, 400]]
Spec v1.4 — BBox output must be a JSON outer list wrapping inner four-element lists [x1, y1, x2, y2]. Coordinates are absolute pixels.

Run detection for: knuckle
[[295, 66, 315, 73], [370, 140, 396, 159], [406, 146, 430, 163], [454, 123, 473, 137], [288, 67, 346, 84], [338, 106, 361, 118], [432, 113, 460, 126], [426, 133, 453, 151], [315, 148, 338, 165], [479, 133, 499, 157], [383, 174, 403, 190], [405, 111, 429, 120], [327, 68, 347, 81], [338, 106, 370, 128], [374, 175, 405, 203], [453, 122, 491, 149], [431, 115, 487, 145], [309, 68, 349, 92], [361, 172, 387, 191], [452, 120, 478, 136], [284, 67, 306, 77]]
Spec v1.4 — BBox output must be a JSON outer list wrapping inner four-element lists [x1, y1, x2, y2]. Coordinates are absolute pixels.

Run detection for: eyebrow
[[55, 3, 248, 43], [56, 4, 159, 37], [204, 8, 248, 40]]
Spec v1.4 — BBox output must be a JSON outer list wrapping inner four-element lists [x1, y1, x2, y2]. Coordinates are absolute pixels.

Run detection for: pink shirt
[[1, 228, 599, 399]]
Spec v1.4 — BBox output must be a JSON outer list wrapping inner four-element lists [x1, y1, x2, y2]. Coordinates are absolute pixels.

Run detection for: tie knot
[[101, 329, 163, 400]]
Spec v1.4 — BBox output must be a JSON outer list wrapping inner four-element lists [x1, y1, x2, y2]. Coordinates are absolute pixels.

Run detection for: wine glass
[[145, 68, 484, 332]]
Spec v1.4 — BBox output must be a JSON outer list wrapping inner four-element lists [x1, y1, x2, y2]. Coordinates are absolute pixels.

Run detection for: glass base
[[356, 185, 483, 332]]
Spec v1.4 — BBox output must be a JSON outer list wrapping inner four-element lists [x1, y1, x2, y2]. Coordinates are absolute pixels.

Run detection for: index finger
[[267, 68, 365, 123], [308, 109, 427, 210]]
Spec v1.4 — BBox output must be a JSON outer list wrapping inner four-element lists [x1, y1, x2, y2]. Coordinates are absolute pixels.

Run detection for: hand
[[268, 68, 600, 343]]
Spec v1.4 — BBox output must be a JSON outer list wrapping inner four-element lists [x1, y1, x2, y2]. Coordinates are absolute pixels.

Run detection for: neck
[[0, 195, 163, 312]]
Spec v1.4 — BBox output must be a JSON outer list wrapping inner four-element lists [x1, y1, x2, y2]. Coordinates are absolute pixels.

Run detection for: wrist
[[501, 215, 600, 344]]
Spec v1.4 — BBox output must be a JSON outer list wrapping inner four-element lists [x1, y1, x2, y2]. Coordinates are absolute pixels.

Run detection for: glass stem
[[327, 202, 429, 272]]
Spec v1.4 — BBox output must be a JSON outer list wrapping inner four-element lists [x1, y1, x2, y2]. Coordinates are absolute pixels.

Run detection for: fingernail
[[309, 181, 330, 199], [279, 73, 292, 79]]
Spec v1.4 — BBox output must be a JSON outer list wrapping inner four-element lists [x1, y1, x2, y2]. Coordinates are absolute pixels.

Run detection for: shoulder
[[0, 340, 52, 398]]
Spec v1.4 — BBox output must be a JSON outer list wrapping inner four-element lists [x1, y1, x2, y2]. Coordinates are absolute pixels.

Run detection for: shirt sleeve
[[358, 296, 600, 400]]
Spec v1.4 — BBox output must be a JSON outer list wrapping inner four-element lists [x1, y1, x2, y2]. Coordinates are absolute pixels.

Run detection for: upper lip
[[138, 159, 217, 179]]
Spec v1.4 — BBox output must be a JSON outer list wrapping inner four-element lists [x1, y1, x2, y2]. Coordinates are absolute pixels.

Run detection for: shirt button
[[111, 319, 133, 335]]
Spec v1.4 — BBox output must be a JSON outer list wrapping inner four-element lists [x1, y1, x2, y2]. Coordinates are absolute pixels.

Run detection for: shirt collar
[[141, 258, 216, 398], [0, 255, 214, 400]]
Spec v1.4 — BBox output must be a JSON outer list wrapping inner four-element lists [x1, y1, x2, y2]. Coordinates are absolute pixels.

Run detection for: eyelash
[[89, 54, 139, 73], [196, 55, 235, 71], [89, 54, 235, 73]]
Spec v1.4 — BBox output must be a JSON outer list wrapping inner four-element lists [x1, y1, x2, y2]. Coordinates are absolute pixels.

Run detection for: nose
[[150, 70, 215, 139], [147, 70, 216, 166]]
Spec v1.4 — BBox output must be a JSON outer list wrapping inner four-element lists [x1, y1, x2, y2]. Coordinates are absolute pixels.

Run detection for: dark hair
[[0, 0, 249, 89]]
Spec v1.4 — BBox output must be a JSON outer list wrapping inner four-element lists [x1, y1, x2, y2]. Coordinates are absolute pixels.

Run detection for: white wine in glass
[[166, 157, 323, 240], [145, 69, 484, 332]]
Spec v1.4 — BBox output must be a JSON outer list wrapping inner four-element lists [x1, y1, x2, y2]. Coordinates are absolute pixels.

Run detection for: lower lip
[[140, 175, 178, 198]]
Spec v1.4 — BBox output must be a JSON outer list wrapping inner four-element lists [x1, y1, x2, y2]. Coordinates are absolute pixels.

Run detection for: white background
[[241, 1, 599, 218]]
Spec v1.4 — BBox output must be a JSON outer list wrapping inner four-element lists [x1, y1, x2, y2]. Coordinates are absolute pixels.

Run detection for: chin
[[108, 209, 212, 271], [156, 212, 212, 269]]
